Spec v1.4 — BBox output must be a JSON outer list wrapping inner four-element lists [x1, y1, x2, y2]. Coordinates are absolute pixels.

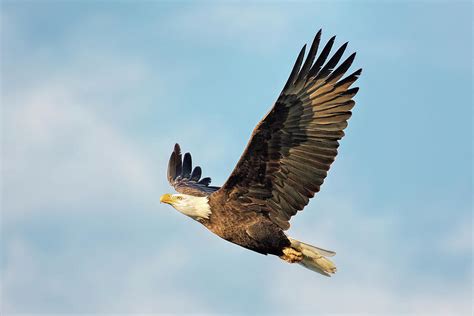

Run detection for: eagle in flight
[[160, 30, 361, 276]]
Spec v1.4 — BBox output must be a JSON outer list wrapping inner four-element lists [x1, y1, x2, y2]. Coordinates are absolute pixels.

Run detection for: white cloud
[[2, 59, 163, 223], [439, 219, 472, 256], [1, 236, 215, 314]]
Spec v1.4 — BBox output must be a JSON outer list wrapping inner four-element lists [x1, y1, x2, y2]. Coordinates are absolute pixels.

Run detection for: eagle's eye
[[176, 196, 183, 200]]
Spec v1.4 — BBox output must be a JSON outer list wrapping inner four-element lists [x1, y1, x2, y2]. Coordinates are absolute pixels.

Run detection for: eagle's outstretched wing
[[216, 30, 361, 230], [167, 144, 220, 197]]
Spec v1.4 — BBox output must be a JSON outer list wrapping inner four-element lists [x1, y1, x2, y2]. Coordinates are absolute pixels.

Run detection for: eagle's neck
[[175, 195, 212, 221]]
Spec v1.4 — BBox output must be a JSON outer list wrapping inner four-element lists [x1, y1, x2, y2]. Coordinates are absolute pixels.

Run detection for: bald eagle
[[160, 30, 361, 276]]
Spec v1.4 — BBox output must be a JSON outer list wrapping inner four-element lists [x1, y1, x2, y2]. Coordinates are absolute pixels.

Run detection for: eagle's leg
[[280, 247, 303, 263]]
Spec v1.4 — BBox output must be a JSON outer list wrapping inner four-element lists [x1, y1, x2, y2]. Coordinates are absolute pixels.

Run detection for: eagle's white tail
[[289, 237, 337, 276]]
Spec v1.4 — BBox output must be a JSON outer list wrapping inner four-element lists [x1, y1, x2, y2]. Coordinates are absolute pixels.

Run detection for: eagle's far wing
[[216, 30, 361, 230], [167, 144, 220, 197]]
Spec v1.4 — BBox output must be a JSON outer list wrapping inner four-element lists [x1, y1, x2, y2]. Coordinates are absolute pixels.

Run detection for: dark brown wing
[[167, 144, 220, 197], [216, 30, 361, 230]]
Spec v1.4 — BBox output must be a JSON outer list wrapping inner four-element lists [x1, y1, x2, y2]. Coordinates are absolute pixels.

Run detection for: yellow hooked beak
[[160, 193, 173, 205]]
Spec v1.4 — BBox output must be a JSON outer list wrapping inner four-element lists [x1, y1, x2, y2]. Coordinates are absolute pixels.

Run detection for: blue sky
[[1, 1, 472, 314]]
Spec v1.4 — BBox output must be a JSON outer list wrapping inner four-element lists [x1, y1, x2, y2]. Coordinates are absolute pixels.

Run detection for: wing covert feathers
[[167, 144, 219, 196], [218, 30, 362, 230]]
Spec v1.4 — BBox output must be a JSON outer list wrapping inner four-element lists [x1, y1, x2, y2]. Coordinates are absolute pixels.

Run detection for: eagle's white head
[[160, 193, 211, 221]]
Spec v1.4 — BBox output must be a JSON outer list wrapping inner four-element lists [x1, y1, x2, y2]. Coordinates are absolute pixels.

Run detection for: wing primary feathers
[[191, 166, 202, 181], [327, 52, 356, 83], [167, 151, 177, 181], [182, 153, 192, 178], [166, 144, 219, 196], [335, 68, 362, 87], [174, 143, 181, 155], [297, 29, 322, 83], [173, 143, 182, 179], [282, 44, 306, 92], [342, 87, 360, 98], [198, 177, 212, 185], [167, 143, 182, 181], [308, 35, 335, 79], [316, 42, 348, 80]]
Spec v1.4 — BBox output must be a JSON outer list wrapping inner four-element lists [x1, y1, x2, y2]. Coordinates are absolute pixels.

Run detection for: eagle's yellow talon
[[280, 247, 303, 263]]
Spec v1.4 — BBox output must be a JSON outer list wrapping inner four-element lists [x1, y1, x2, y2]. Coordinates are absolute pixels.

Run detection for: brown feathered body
[[203, 194, 291, 256]]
